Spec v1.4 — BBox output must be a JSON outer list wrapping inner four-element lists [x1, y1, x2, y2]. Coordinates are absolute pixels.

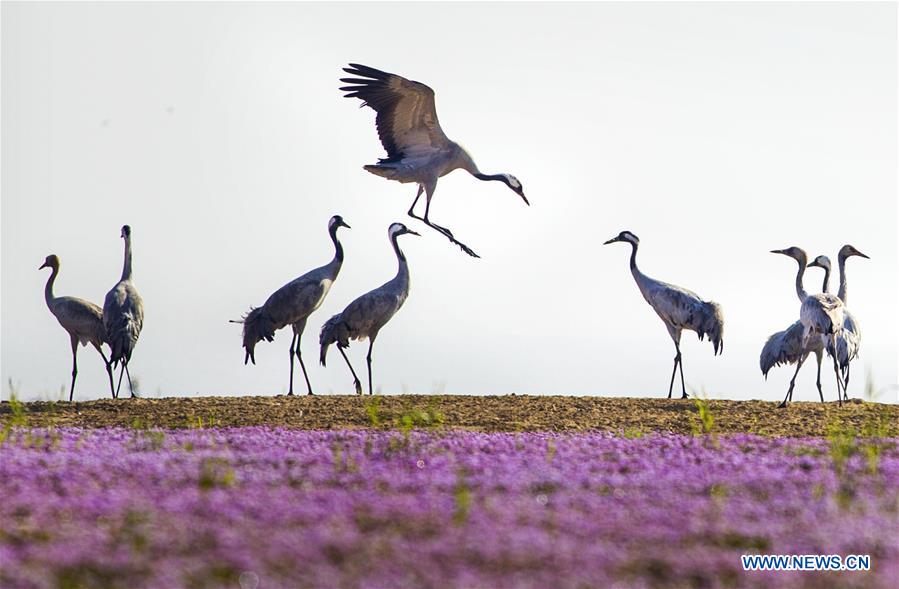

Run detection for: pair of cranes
[[233, 217, 419, 396], [39, 226, 143, 401]]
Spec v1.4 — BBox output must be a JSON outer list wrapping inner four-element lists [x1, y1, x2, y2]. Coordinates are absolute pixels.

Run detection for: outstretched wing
[[340, 63, 450, 162]]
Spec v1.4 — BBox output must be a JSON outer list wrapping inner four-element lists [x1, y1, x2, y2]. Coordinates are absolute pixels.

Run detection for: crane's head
[[603, 230, 640, 246], [329, 215, 351, 231], [807, 255, 831, 271], [501, 174, 528, 205], [770, 246, 807, 264], [838, 244, 869, 261], [389, 223, 420, 238], [39, 254, 60, 270], [121, 225, 131, 239]]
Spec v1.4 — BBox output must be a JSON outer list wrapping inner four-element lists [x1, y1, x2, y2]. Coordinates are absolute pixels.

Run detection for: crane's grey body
[[340, 63, 528, 258], [760, 255, 830, 404], [825, 245, 868, 398], [234, 216, 349, 395], [320, 223, 419, 395], [39, 255, 116, 401], [604, 231, 724, 399], [103, 225, 144, 399], [770, 247, 845, 407]]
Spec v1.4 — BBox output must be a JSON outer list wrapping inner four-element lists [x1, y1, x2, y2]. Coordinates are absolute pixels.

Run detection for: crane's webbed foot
[[354, 380, 362, 395], [777, 401, 788, 409], [680, 392, 689, 400]]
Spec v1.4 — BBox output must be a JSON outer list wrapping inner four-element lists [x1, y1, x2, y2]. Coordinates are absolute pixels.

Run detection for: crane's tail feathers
[[700, 301, 725, 356], [363, 164, 401, 180], [238, 306, 276, 366], [320, 314, 351, 366]]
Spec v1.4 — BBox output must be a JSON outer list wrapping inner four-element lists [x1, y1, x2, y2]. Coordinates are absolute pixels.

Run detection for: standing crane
[[233, 215, 350, 395], [603, 231, 724, 399], [320, 223, 419, 395], [828, 244, 869, 398], [339, 63, 528, 258], [39, 255, 116, 401], [103, 225, 144, 399], [770, 247, 845, 406], [761, 255, 831, 407]]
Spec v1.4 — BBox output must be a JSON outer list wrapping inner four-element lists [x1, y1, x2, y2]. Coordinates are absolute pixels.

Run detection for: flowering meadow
[[1, 428, 897, 589]]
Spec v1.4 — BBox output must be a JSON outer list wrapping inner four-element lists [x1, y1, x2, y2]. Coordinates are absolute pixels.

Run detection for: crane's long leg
[[667, 354, 679, 400], [69, 335, 79, 402], [407, 185, 424, 218], [779, 355, 807, 409], [287, 332, 298, 396], [843, 363, 851, 400], [677, 351, 688, 399], [294, 325, 313, 395], [408, 183, 480, 258], [831, 336, 843, 407], [93, 343, 116, 399], [115, 363, 126, 399], [124, 362, 136, 398], [338, 347, 362, 395], [366, 339, 375, 396], [814, 351, 824, 403]]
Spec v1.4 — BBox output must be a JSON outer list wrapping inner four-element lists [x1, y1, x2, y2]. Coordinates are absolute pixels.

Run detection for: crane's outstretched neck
[[821, 264, 831, 295], [837, 253, 849, 305], [792, 253, 808, 302], [121, 235, 133, 282], [474, 172, 505, 183], [44, 263, 59, 308]]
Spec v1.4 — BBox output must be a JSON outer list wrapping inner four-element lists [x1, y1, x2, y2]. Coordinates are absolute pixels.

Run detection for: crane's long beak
[[520, 192, 530, 206], [38, 262, 48, 270], [603, 237, 619, 245], [770, 249, 785, 255], [406, 229, 421, 237], [340, 221, 352, 229], [857, 251, 870, 259]]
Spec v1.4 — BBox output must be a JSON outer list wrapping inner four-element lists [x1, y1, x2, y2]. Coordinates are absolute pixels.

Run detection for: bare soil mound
[[2, 395, 895, 436]]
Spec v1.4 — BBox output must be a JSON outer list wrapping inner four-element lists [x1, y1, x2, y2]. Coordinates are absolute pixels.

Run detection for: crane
[[233, 215, 350, 395], [103, 225, 144, 399], [827, 244, 869, 398], [320, 223, 419, 395], [340, 63, 528, 258], [39, 255, 116, 401], [761, 255, 831, 406], [604, 231, 724, 399]]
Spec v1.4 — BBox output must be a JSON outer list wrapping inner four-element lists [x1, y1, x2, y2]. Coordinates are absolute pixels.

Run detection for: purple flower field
[[1, 428, 897, 589]]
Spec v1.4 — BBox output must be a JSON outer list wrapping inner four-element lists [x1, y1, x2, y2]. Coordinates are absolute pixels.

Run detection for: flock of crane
[[38, 64, 869, 407]]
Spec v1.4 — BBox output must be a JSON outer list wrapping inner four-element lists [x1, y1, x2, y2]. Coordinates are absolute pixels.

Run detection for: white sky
[[2, 2, 897, 402]]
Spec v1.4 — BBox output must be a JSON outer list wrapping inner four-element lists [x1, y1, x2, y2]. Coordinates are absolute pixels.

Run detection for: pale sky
[[2, 2, 897, 402]]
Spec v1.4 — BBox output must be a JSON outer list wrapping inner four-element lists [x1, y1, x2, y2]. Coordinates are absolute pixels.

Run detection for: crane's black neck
[[44, 263, 59, 307], [837, 253, 849, 304], [330, 224, 344, 265], [474, 172, 505, 184], [820, 265, 831, 295], [390, 233, 407, 265], [627, 240, 640, 275], [792, 253, 808, 302], [389, 233, 411, 284], [121, 236, 133, 282]]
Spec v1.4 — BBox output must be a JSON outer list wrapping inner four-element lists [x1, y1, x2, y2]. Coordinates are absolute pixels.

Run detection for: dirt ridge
[[2, 395, 896, 437]]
